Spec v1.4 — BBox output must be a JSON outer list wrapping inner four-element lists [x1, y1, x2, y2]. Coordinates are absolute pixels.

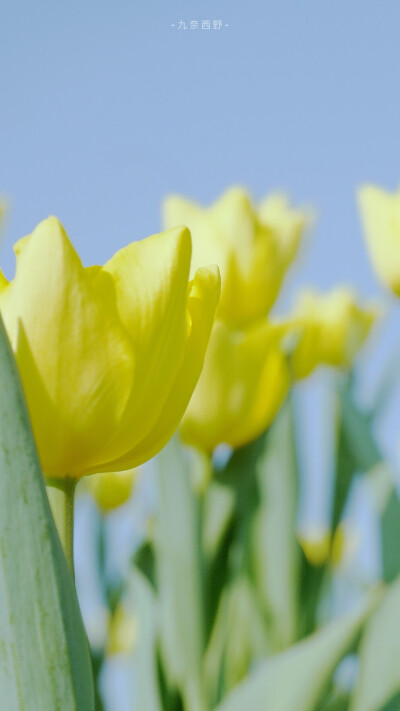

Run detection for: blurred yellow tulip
[[0, 217, 220, 478], [163, 187, 309, 328], [298, 522, 359, 569], [180, 319, 290, 452], [298, 525, 331, 567], [106, 603, 137, 656], [84, 469, 137, 513], [289, 287, 377, 379], [358, 185, 400, 297]]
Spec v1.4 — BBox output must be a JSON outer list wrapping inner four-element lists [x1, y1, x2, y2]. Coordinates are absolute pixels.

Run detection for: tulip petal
[[358, 185, 400, 296], [180, 320, 290, 452], [89, 265, 221, 472], [0, 270, 8, 293], [212, 187, 257, 257], [164, 195, 230, 283], [290, 287, 377, 379], [163, 196, 203, 238], [92, 227, 193, 467], [258, 192, 309, 264], [0, 217, 135, 477]]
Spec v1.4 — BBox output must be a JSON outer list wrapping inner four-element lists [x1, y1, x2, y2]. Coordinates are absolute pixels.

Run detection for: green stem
[[46, 477, 77, 577]]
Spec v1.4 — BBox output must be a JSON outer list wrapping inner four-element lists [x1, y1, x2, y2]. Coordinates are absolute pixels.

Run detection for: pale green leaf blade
[[0, 317, 94, 711], [381, 490, 400, 584], [155, 438, 206, 711], [332, 381, 380, 532], [252, 400, 299, 650], [351, 576, 400, 711], [215, 597, 374, 711], [128, 569, 163, 711]]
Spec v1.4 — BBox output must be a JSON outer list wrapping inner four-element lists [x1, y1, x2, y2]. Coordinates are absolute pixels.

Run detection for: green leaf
[[381, 490, 400, 584], [214, 596, 375, 711], [365, 464, 400, 584], [331, 380, 381, 532], [155, 438, 206, 711], [251, 400, 299, 650], [133, 540, 157, 590], [350, 576, 400, 711], [204, 572, 269, 708], [297, 551, 330, 639], [369, 350, 400, 422], [380, 692, 400, 710], [203, 481, 235, 560], [128, 569, 163, 711], [203, 481, 235, 644], [210, 401, 300, 653], [221, 574, 270, 692], [317, 691, 351, 711], [0, 317, 94, 710]]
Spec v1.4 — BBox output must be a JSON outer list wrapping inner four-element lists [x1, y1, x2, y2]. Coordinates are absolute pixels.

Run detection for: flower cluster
[[0, 182, 387, 480], [164, 187, 376, 453]]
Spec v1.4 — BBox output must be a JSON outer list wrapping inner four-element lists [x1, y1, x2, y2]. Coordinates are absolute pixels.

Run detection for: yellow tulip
[[298, 522, 356, 569], [0, 217, 220, 478], [358, 185, 400, 297], [84, 469, 137, 513], [180, 319, 290, 452], [163, 187, 308, 328], [289, 287, 377, 379], [298, 525, 331, 567], [106, 603, 137, 656]]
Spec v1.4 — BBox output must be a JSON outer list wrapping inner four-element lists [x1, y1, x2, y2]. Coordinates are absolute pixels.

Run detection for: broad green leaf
[[204, 573, 268, 709], [380, 692, 400, 710], [221, 574, 269, 693], [202, 481, 235, 644], [214, 596, 375, 711], [211, 401, 300, 653], [317, 692, 351, 711], [366, 465, 400, 584], [369, 350, 400, 422], [381, 491, 400, 584], [128, 569, 163, 711], [297, 552, 330, 639], [331, 380, 381, 532], [252, 400, 299, 650], [351, 576, 400, 711], [215, 431, 263, 578], [203, 481, 235, 559], [0, 317, 94, 710], [155, 438, 206, 711], [133, 540, 156, 590]]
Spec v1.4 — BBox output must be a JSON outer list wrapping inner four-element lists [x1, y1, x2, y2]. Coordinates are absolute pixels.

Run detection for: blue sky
[[1, 0, 400, 283], [1, 0, 400, 499]]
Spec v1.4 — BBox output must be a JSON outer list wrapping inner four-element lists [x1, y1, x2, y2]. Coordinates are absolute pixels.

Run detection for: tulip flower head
[[358, 184, 400, 297], [289, 287, 377, 379], [298, 525, 331, 567], [180, 319, 290, 452], [163, 187, 309, 328], [0, 217, 220, 478], [298, 522, 355, 569]]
